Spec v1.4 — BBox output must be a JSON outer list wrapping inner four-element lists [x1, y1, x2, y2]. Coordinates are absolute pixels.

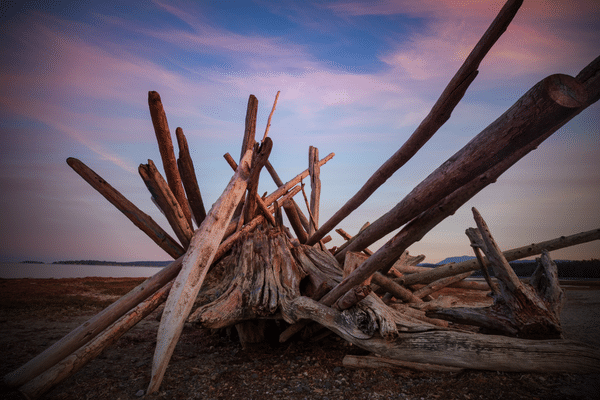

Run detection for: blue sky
[[1, 0, 599, 264]]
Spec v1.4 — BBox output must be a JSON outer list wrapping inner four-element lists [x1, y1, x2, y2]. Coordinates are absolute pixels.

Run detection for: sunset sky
[[1, 0, 598, 265]]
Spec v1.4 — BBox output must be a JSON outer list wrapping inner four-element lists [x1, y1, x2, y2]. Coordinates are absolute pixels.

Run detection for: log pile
[[4, 0, 600, 397]]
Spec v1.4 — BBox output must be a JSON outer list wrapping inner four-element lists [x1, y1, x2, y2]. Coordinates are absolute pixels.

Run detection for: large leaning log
[[147, 149, 253, 394], [306, 0, 524, 246]]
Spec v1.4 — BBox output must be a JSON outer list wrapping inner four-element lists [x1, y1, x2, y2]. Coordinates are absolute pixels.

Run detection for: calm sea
[[0, 262, 164, 279]]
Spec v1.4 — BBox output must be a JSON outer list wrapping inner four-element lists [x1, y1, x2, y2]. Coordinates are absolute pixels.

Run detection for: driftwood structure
[[5, 0, 600, 397]]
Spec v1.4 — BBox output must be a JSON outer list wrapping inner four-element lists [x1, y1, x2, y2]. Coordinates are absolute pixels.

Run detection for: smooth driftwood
[[286, 296, 600, 373], [240, 94, 258, 161], [429, 209, 564, 338], [147, 149, 252, 394], [306, 0, 524, 246], [148, 91, 192, 227], [139, 160, 194, 249], [19, 283, 173, 400], [176, 127, 207, 225], [308, 146, 321, 236], [337, 229, 373, 256], [3, 257, 183, 388], [66, 158, 184, 259], [343, 355, 463, 373], [401, 228, 600, 286], [412, 271, 474, 299], [577, 54, 600, 105], [336, 73, 589, 263]]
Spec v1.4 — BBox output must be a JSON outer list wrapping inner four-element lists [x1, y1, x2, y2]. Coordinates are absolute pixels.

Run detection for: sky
[[0, 0, 598, 265]]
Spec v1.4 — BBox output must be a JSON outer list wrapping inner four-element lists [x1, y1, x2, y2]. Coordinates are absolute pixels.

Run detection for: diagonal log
[[65, 157, 184, 259], [306, 0, 524, 246], [148, 91, 192, 227], [139, 160, 194, 249], [336, 72, 589, 263], [147, 149, 252, 394], [265, 160, 310, 233], [18, 282, 173, 400], [401, 228, 600, 286], [176, 127, 207, 226], [3, 257, 184, 388]]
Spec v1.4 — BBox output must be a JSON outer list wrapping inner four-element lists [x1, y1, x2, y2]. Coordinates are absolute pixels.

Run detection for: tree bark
[[66, 157, 184, 259], [176, 127, 207, 226], [148, 91, 192, 227], [139, 160, 194, 249], [336, 73, 588, 262], [147, 149, 252, 394], [306, 0, 524, 246], [19, 283, 172, 400]]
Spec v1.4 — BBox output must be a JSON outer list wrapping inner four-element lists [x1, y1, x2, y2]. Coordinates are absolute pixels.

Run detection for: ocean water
[[0, 262, 164, 279]]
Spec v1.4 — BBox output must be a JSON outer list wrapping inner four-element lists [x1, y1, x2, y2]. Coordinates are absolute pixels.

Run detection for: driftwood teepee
[[5, 0, 600, 398]]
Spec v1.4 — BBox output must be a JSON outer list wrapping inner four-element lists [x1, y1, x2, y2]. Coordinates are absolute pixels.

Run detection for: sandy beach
[[1, 278, 599, 399]]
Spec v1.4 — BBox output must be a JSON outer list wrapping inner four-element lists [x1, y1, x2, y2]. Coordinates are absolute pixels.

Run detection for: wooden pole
[[240, 95, 258, 162], [147, 149, 253, 394], [176, 127, 207, 225], [139, 160, 194, 249], [308, 146, 321, 236], [148, 91, 192, 226], [262, 91, 280, 142], [306, 0, 524, 246], [65, 158, 184, 259], [336, 73, 589, 262], [19, 283, 173, 400], [3, 257, 183, 388]]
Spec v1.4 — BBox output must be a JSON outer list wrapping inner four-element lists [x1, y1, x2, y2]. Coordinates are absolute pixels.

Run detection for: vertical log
[[175, 127, 207, 225], [308, 146, 321, 236], [66, 158, 184, 259], [148, 91, 192, 226], [147, 149, 252, 394], [240, 94, 258, 162], [306, 0, 524, 246]]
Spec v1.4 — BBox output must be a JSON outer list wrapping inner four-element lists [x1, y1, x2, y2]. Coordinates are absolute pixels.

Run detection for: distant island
[[50, 260, 172, 267]]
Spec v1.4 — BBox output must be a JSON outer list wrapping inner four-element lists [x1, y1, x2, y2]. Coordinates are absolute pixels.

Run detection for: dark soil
[[1, 278, 599, 400]]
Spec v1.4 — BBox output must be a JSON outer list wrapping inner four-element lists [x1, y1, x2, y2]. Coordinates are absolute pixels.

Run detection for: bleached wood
[[147, 150, 252, 394], [240, 95, 258, 161], [262, 90, 280, 142], [148, 91, 192, 226], [66, 157, 184, 259], [306, 0, 524, 246], [3, 257, 183, 388], [19, 283, 172, 400]]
